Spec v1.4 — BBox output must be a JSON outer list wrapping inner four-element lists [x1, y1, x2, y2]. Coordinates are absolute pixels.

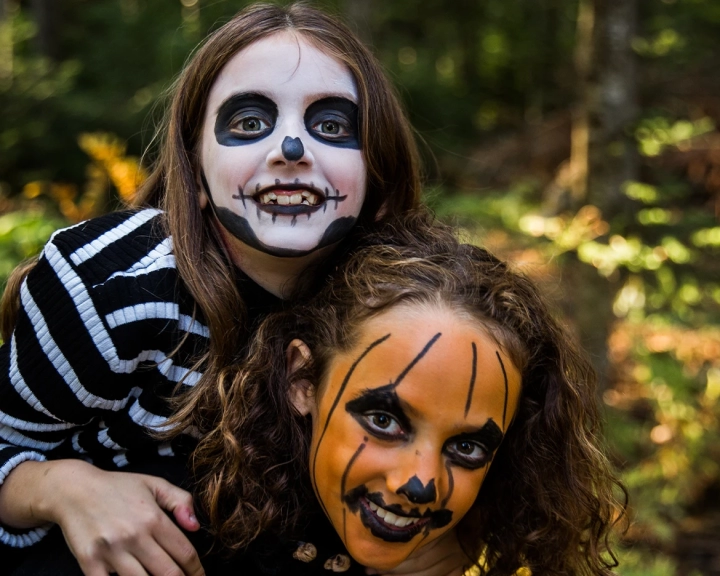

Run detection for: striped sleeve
[[0, 208, 207, 548]]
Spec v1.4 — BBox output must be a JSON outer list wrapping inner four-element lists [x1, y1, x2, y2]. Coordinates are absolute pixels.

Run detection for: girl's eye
[[230, 114, 271, 136], [362, 412, 404, 439], [445, 440, 490, 469], [311, 117, 351, 140]]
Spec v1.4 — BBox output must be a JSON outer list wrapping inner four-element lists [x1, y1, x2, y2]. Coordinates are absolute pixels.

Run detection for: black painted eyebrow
[[345, 383, 413, 433], [451, 418, 504, 454]]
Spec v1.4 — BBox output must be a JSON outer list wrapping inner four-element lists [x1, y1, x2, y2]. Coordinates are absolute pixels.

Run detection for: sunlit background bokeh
[[1, 1, 719, 574]]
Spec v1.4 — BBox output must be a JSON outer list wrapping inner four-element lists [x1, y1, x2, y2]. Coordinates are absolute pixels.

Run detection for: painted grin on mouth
[[232, 181, 348, 216], [358, 497, 429, 543], [343, 486, 454, 544]]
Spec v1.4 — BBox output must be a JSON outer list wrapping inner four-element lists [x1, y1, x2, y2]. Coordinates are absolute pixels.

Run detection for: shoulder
[[41, 209, 170, 284], [47, 208, 166, 259]]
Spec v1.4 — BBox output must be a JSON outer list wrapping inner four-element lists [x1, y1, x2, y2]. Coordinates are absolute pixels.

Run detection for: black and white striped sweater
[[0, 208, 213, 548]]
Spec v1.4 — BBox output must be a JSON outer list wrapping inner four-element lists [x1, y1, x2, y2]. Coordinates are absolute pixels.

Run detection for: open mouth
[[358, 497, 429, 543], [245, 182, 346, 216], [257, 188, 321, 207]]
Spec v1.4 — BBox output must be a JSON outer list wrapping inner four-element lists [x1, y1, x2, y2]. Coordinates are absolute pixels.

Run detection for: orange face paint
[[308, 304, 522, 570]]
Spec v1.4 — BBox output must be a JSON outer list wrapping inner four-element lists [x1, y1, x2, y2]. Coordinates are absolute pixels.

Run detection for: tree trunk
[[0, 0, 15, 87], [562, 0, 639, 391], [30, 0, 59, 61], [341, 0, 373, 46]]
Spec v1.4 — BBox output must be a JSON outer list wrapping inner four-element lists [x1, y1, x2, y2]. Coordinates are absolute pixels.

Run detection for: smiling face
[[200, 32, 366, 258], [305, 304, 522, 570]]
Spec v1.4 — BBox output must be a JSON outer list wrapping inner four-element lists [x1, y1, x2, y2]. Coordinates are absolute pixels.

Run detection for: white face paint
[[200, 32, 367, 258]]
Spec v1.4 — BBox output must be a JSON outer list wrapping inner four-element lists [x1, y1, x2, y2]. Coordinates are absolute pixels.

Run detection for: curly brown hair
[[171, 210, 626, 574]]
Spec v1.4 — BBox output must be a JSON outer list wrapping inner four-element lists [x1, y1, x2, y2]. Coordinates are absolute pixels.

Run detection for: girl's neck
[[219, 228, 335, 298]]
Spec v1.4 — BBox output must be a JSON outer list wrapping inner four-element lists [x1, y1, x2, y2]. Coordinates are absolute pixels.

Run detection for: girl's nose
[[396, 475, 437, 504], [266, 133, 314, 168], [387, 450, 444, 506]]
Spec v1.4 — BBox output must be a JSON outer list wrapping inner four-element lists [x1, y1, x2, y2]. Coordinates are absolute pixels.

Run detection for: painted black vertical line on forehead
[[463, 342, 478, 418], [391, 332, 443, 389], [440, 461, 454, 508], [311, 334, 392, 499], [496, 351, 509, 430]]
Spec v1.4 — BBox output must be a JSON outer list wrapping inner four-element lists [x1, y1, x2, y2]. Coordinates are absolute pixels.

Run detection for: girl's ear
[[286, 339, 315, 416]]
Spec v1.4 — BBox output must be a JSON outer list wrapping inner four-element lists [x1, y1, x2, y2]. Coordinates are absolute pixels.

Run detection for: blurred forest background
[[1, 0, 719, 574]]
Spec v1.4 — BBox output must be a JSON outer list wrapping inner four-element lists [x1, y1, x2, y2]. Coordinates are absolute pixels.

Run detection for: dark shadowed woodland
[[1, 0, 719, 574]]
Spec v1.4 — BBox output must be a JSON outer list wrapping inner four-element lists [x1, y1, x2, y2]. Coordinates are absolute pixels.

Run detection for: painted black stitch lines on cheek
[[202, 171, 358, 257], [214, 93, 277, 146], [304, 97, 361, 149]]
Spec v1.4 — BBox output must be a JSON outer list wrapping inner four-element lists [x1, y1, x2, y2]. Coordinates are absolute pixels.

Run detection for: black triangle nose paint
[[282, 136, 304, 161], [397, 475, 437, 504]]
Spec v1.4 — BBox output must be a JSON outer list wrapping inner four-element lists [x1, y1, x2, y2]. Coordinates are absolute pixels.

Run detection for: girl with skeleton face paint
[[188, 212, 626, 575], [0, 4, 462, 576]]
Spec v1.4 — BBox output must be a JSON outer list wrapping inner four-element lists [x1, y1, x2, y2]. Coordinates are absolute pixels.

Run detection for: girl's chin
[[345, 541, 413, 572]]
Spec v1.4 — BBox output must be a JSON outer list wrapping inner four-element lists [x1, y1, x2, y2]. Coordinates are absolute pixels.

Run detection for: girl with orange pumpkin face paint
[[190, 211, 626, 575]]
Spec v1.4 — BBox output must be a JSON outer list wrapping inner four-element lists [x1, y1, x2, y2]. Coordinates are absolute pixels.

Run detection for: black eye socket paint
[[304, 96, 361, 149], [342, 332, 441, 439], [214, 93, 277, 146], [345, 383, 413, 437], [444, 419, 503, 470]]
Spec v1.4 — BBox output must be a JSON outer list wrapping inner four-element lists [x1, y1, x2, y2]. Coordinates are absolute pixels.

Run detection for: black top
[[0, 208, 362, 574]]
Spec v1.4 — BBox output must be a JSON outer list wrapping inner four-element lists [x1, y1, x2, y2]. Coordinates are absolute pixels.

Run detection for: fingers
[[152, 513, 205, 576], [111, 554, 148, 576], [147, 476, 200, 532]]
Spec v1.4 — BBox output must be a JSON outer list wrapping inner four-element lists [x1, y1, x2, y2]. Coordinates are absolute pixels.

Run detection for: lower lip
[[253, 199, 324, 215], [358, 498, 427, 543]]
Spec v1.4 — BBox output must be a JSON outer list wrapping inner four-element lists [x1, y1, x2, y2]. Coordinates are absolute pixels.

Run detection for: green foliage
[[0, 207, 66, 287], [2, 1, 720, 574]]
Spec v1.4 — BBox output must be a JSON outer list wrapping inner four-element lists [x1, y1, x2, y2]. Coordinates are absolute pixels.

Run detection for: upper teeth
[[258, 190, 319, 206], [367, 500, 419, 527]]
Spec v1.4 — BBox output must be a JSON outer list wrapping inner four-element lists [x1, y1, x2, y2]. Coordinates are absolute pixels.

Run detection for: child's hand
[[364, 529, 467, 576], [4, 459, 205, 576]]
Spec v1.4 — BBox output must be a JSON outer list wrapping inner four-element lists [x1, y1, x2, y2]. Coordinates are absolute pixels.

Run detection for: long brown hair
[[183, 210, 626, 574], [1, 3, 421, 382], [136, 1, 421, 403]]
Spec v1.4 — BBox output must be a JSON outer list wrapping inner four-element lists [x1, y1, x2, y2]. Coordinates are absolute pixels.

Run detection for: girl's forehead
[[322, 305, 520, 426], [209, 31, 358, 107]]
